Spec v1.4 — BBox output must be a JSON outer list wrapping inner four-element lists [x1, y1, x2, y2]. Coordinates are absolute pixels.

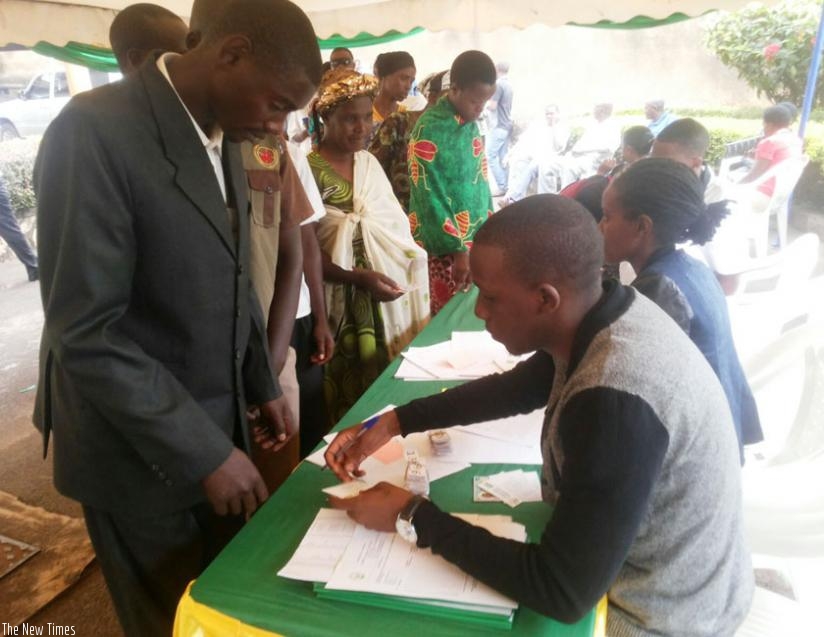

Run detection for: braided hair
[[610, 158, 728, 246]]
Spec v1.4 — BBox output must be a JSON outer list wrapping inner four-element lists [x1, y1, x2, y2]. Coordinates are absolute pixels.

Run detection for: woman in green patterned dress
[[407, 51, 497, 315], [309, 69, 430, 422]]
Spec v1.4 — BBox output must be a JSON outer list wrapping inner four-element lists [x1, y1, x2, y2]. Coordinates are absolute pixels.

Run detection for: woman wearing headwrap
[[600, 157, 762, 460], [368, 70, 449, 212], [371, 51, 416, 130], [309, 68, 430, 422]]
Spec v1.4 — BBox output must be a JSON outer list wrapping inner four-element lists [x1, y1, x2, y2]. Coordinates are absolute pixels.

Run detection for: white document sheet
[[400, 341, 504, 380], [277, 509, 356, 582], [322, 480, 370, 499], [402, 428, 542, 465], [476, 470, 544, 507], [456, 409, 545, 448], [396, 332, 531, 381], [324, 513, 526, 608]]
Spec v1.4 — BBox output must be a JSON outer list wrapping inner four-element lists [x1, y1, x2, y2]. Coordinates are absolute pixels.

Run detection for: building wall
[[348, 17, 766, 122]]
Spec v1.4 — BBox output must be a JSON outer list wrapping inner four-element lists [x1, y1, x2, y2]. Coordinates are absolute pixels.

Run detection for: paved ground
[[0, 256, 121, 637]]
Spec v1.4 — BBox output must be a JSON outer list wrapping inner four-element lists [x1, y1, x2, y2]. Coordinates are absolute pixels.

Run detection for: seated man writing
[[325, 195, 753, 636]]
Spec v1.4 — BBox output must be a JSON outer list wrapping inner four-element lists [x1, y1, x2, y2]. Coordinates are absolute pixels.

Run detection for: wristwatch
[[395, 494, 426, 543]]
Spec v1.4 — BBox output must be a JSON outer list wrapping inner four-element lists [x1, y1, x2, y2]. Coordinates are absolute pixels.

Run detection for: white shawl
[[317, 151, 430, 359]]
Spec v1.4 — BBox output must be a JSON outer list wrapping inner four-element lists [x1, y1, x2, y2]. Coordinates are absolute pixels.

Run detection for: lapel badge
[[253, 144, 277, 167]]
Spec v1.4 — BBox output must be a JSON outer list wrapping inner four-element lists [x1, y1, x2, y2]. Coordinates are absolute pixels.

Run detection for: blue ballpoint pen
[[321, 414, 382, 471]]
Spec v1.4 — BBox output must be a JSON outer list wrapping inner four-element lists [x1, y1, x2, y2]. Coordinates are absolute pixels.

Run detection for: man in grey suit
[[32, 1, 321, 634]]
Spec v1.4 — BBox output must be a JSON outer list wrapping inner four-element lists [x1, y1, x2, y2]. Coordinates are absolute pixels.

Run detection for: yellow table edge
[[175, 581, 285, 637], [175, 580, 607, 637]]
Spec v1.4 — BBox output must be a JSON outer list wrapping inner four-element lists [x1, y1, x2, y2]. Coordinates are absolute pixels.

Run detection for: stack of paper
[[474, 470, 543, 508], [396, 331, 531, 381], [279, 509, 525, 626]]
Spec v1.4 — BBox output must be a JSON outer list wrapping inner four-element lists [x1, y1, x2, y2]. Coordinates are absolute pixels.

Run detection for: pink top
[[754, 128, 802, 197]]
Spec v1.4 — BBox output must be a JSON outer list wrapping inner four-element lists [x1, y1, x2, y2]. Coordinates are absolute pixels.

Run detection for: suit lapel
[[140, 58, 237, 258], [225, 140, 249, 223], [225, 141, 250, 264]]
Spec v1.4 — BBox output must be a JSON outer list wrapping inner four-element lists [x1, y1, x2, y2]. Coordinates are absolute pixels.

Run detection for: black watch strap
[[399, 494, 426, 523]]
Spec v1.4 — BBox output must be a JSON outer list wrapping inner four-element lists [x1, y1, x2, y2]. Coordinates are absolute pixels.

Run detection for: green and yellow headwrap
[[315, 68, 379, 117]]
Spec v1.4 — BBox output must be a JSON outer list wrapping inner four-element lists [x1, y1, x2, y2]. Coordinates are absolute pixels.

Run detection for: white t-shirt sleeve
[[286, 141, 326, 225]]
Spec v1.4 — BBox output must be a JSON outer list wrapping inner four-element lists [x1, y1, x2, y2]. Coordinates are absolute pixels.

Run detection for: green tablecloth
[[189, 289, 597, 636]]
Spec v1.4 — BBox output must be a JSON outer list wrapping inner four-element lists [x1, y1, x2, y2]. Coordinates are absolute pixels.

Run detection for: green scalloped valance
[[31, 27, 427, 72], [30, 12, 700, 72]]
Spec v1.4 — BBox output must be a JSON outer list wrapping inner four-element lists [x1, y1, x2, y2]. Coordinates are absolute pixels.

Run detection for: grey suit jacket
[[32, 58, 280, 516]]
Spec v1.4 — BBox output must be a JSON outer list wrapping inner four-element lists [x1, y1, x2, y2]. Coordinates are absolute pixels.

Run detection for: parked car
[[0, 66, 121, 141], [0, 71, 71, 140]]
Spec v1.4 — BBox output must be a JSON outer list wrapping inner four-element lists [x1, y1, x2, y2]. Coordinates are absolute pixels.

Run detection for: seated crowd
[[33, 0, 801, 635]]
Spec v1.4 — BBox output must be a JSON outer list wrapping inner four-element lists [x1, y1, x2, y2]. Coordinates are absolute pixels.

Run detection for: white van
[[0, 65, 120, 141]]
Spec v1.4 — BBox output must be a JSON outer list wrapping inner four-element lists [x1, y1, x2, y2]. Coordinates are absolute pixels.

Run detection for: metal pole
[[798, 0, 824, 139]]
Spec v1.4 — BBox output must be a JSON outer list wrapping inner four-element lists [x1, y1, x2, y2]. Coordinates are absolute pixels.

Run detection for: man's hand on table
[[328, 482, 415, 532], [324, 411, 402, 481], [250, 396, 297, 453], [202, 448, 269, 517]]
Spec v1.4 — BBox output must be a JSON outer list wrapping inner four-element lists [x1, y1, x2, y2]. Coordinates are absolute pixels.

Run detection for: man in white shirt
[[503, 104, 570, 203], [539, 102, 620, 192], [645, 99, 677, 137]]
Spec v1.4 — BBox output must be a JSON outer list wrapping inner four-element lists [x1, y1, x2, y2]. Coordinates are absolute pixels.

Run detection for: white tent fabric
[[1, 0, 779, 49]]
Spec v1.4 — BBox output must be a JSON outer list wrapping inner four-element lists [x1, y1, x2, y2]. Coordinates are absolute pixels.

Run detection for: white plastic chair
[[729, 155, 810, 258], [735, 585, 817, 636], [732, 233, 820, 299], [743, 320, 824, 466], [728, 234, 821, 362], [735, 323, 824, 636]]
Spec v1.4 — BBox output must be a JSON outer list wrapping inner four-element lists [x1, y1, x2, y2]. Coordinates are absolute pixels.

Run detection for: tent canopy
[[1, 0, 779, 49]]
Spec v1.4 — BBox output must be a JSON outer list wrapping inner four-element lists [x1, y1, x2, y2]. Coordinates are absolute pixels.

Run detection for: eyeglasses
[[330, 58, 355, 68]]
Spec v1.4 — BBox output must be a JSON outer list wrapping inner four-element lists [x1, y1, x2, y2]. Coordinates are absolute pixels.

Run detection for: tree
[[706, 0, 823, 108]]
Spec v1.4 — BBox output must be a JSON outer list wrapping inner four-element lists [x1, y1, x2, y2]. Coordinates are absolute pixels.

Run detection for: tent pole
[[798, 0, 824, 139]]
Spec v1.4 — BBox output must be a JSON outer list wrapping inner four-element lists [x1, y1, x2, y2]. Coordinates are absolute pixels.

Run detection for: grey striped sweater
[[397, 281, 753, 636]]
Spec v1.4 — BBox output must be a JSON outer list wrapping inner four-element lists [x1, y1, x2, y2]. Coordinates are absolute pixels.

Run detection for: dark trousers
[[0, 176, 37, 275], [294, 314, 331, 458], [83, 503, 242, 637]]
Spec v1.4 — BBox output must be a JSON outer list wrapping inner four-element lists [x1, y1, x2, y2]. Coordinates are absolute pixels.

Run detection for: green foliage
[[616, 106, 824, 121], [672, 106, 824, 121], [695, 119, 824, 167], [705, 1, 824, 107], [606, 111, 824, 167], [697, 118, 761, 165], [0, 136, 40, 216], [804, 128, 824, 165], [706, 129, 747, 166]]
